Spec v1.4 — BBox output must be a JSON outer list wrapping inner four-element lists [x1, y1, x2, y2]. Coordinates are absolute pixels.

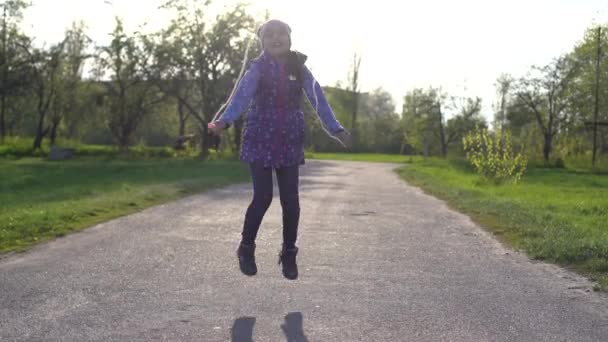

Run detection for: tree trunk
[[1, 8, 6, 142], [423, 128, 430, 157], [34, 110, 48, 150], [543, 133, 552, 164], [198, 125, 210, 158], [438, 107, 447, 157], [0, 93, 5, 141], [592, 26, 602, 167], [441, 141, 448, 157], [179, 119, 186, 138], [33, 115, 48, 150], [349, 53, 362, 151], [351, 92, 359, 151], [66, 119, 78, 140], [33, 88, 49, 150], [118, 133, 130, 150], [177, 100, 186, 137], [33, 132, 44, 150], [49, 119, 60, 145], [400, 135, 406, 155]]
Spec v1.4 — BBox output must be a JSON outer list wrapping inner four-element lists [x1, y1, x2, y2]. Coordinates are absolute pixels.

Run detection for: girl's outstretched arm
[[302, 65, 345, 135], [217, 61, 262, 126]]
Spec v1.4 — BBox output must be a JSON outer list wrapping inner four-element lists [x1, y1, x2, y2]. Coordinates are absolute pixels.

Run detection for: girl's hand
[[208, 121, 227, 135], [335, 130, 352, 150]]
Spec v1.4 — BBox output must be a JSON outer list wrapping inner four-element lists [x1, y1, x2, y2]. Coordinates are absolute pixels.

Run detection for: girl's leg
[[241, 163, 274, 245], [276, 164, 300, 249]]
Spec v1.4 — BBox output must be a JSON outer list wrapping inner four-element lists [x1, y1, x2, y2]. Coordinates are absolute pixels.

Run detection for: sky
[[20, 0, 608, 123]]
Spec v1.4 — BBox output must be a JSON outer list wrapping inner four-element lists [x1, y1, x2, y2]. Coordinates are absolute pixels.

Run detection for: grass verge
[[0, 157, 249, 253], [395, 158, 608, 290], [306, 152, 416, 163]]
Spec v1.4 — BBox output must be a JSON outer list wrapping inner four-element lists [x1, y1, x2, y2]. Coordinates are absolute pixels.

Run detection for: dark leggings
[[241, 163, 300, 248]]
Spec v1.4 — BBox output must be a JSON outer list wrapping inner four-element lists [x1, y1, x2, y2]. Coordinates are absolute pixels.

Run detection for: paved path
[[1, 160, 608, 341]]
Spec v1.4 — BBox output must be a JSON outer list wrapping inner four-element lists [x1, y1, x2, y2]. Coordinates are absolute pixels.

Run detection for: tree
[[502, 94, 536, 136], [493, 73, 513, 130], [404, 87, 450, 156], [401, 88, 446, 156], [347, 52, 362, 149], [359, 87, 399, 152], [514, 55, 579, 163], [49, 21, 94, 144], [446, 96, 486, 153], [306, 85, 355, 152], [402, 88, 485, 156], [144, 30, 194, 139], [96, 18, 165, 149], [434, 89, 449, 156], [363, 87, 395, 119], [0, 0, 30, 140], [25, 41, 66, 150], [152, 0, 256, 157], [402, 88, 435, 156], [49, 21, 92, 144], [570, 25, 608, 165]]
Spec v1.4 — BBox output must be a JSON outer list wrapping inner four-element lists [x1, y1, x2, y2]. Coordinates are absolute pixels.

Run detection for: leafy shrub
[[463, 127, 527, 184]]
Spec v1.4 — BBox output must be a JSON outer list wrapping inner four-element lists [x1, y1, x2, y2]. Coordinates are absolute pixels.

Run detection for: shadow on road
[[230, 312, 309, 342], [281, 312, 309, 342], [231, 316, 256, 342]]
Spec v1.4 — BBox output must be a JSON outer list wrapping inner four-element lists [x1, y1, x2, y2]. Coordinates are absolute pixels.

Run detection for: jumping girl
[[209, 19, 351, 280]]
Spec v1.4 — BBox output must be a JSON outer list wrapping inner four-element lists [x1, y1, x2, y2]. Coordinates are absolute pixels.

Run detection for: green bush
[[0, 136, 48, 157], [463, 128, 528, 184]]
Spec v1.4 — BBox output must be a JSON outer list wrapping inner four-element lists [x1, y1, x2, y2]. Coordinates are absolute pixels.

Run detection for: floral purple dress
[[218, 52, 344, 168]]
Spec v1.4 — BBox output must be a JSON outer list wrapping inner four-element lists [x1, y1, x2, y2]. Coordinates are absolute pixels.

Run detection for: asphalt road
[[1, 160, 608, 341]]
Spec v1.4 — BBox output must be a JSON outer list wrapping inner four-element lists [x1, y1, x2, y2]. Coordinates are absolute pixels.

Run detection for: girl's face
[[262, 23, 290, 57]]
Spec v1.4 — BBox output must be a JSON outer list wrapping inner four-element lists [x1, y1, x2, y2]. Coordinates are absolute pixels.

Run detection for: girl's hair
[[286, 51, 307, 87]]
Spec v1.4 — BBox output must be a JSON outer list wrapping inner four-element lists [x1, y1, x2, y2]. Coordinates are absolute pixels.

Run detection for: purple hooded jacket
[[218, 52, 344, 168]]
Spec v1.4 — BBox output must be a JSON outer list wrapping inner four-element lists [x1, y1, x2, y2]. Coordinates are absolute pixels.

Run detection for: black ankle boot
[[278, 245, 298, 280], [237, 243, 257, 276]]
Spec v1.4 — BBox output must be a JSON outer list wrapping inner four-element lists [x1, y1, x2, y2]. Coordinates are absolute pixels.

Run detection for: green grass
[[0, 157, 249, 253], [395, 157, 608, 290], [306, 152, 416, 163], [0, 136, 203, 159]]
